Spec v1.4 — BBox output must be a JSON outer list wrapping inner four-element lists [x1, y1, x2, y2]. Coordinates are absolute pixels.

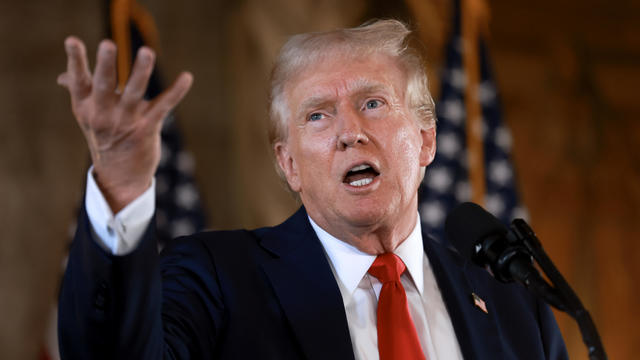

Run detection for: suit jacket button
[[94, 281, 109, 310]]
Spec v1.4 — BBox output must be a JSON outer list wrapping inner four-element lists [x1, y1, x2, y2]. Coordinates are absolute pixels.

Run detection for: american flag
[[154, 112, 206, 249], [418, 0, 526, 242], [118, 6, 206, 250], [472, 292, 489, 314]]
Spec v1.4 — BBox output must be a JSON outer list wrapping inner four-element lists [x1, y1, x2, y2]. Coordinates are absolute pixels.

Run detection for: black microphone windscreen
[[445, 202, 508, 261]]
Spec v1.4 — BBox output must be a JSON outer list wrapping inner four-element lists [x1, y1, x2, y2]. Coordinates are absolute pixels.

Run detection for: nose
[[336, 108, 369, 150]]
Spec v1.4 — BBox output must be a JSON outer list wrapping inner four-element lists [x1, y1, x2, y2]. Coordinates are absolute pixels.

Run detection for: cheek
[[382, 109, 423, 163], [382, 125, 424, 197], [295, 135, 335, 182], [390, 126, 423, 169]]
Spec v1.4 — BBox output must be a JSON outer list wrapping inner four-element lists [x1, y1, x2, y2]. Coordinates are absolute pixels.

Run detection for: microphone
[[444, 202, 565, 310], [444, 202, 607, 360]]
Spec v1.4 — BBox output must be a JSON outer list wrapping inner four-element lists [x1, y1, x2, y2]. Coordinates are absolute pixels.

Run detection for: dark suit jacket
[[59, 206, 568, 359]]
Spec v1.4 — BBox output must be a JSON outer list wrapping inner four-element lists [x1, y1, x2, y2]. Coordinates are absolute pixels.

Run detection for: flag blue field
[[418, 0, 526, 242]]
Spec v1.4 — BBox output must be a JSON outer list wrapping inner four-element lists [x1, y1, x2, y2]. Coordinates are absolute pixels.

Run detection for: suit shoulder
[[160, 227, 273, 263], [162, 229, 268, 254]]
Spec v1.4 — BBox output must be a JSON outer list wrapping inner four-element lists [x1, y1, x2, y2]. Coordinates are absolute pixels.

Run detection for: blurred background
[[1, 0, 639, 358]]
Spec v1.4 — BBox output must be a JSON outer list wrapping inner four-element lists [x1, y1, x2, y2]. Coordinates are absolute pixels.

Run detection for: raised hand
[[58, 37, 193, 213]]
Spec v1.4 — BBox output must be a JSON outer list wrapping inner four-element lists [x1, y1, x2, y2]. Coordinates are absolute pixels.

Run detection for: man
[[57, 20, 568, 359]]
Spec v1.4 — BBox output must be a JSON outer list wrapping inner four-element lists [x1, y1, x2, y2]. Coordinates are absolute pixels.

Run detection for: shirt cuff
[[84, 166, 155, 255]]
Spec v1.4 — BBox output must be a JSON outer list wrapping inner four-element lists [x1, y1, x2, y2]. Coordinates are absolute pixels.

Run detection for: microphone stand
[[509, 219, 608, 360]]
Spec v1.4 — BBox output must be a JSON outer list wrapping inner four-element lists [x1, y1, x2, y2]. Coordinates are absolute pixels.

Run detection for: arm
[[58, 206, 225, 359], [58, 205, 164, 359], [57, 37, 196, 358]]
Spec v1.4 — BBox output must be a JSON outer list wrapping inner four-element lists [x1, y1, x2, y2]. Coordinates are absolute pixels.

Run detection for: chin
[[339, 202, 391, 227]]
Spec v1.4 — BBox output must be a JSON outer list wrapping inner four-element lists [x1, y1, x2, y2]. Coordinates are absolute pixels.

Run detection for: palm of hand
[[58, 37, 193, 212]]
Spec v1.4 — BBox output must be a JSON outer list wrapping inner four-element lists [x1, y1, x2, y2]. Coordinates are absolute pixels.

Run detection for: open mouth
[[343, 163, 380, 187]]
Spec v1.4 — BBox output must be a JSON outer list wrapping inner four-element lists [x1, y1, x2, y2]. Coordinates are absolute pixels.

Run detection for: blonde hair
[[268, 19, 437, 149]]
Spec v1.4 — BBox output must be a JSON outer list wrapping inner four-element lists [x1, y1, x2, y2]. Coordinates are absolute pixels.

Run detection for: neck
[[308, 207, 418, 255]]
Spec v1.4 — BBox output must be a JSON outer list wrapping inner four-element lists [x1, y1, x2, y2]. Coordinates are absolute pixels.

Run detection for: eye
[[364, 99, 383, 110], [309, 112, 324, 121]]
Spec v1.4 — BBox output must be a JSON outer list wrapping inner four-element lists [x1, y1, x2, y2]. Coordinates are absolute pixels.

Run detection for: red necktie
[[368, 253, 426, 360]]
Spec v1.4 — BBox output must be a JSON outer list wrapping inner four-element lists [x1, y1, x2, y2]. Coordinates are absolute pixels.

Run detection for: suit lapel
[[256, 207, 505, 359], [423, 233, 505, 360], [259, 207, 355, 360]]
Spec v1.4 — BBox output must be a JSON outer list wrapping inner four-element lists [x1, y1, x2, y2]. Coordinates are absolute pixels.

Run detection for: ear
[[418, 126, 436, 167], [274, 141, 302, 192]]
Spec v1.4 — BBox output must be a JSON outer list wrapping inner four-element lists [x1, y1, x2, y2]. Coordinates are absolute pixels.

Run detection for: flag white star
[[441, 99, 465, 126], [478, 81, 497, 105], [448, 67, 466, 91], [455, 181, 471, 202], [494, 125, 512, 152], [488, 160, 513, 186], [420, 202, 446, 227], [426, 167, 453, 193], [177, 151, 195, 174], [171, 218, 196, 238], [159, 142, 171, 166], [485, 194, 506, 218], [175, 183, 199, 210], [437, 132, 462, 158], [511, 206, 530, 222]]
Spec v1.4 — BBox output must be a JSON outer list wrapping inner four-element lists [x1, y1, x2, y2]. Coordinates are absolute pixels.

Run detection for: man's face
[[275, 53, 436, 237]]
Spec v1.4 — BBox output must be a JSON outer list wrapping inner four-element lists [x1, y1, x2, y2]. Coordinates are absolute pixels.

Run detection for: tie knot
[[368, 253, 406, 283]]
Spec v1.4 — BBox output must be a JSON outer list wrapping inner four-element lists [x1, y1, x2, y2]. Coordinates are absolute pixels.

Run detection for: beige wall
[[0, 0, 638, 358], [490, 2, 640, 358], [0, 1, 102, 359]]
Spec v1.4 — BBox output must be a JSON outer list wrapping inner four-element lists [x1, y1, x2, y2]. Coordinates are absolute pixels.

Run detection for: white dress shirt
[[85, 167, 155, 255], [309, 217, 464, 360], [85, 169, 463, 359]]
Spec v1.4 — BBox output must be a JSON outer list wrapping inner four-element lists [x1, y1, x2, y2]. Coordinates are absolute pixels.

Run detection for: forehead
[[285, 53, 408, 111]]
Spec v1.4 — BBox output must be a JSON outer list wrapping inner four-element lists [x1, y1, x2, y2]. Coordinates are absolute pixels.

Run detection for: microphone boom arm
[[510, 219, 607, 360]]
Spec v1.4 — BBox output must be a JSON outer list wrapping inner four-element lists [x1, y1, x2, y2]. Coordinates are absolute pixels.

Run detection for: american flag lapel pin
[[472, 293, 488, 314]]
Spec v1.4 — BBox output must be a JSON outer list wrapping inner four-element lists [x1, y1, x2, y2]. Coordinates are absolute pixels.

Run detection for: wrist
[[92, 168, 153, 214]]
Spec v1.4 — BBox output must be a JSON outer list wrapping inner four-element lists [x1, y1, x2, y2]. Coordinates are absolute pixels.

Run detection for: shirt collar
[[309, 214, 424, 295]]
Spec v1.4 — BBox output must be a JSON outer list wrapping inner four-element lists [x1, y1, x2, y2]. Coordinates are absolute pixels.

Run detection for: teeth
[[349, 178, 373, 187], [349, 164, 371, 172]]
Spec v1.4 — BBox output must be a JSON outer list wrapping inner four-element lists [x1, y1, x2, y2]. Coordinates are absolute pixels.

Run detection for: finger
[[92, 39, 118, 105], [145, 72, 193, 123], [57, 72, 69, 87], [64, 36, 92, 99], [121, 47, 156, 108]]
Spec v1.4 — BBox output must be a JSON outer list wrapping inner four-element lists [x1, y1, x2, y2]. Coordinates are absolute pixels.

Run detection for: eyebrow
[[298, 96, 334, 117], [295, 80, 390, 119]]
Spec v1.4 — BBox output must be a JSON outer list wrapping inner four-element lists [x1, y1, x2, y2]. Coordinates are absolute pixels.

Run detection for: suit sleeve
[[58, 205, 226, 359]]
